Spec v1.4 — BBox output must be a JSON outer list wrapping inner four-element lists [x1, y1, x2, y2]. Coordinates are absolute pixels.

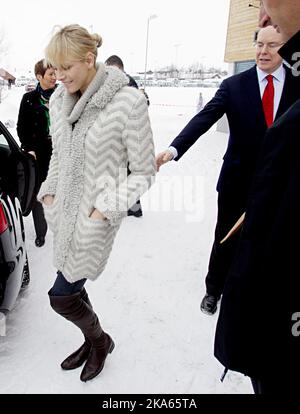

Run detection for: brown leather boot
[[80, 332, 115, 382], [49, 290, 114, 380], [60, 288, 92, 370], [61, 341, 91, 370]]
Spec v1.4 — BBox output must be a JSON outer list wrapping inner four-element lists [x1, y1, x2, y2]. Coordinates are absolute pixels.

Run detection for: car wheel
[[21, 257, 30, 288]]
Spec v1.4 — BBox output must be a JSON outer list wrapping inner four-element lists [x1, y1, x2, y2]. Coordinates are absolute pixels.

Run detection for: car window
[[0, 133, 9, 147], [0, 131, 12, 190]]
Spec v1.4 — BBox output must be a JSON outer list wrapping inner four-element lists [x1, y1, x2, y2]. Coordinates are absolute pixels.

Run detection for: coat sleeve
[[16, 95, 35, 152], [170, 80, 229, 160], [95, 93, 156, 224], [37, 100, 59, 201], [37, 139, 58, 201]]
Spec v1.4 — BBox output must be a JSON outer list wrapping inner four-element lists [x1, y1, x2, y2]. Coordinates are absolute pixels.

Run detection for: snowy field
[[0, 85, 252, 394]]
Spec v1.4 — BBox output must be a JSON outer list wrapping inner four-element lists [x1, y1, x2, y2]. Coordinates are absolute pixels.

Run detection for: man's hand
[[155, 150, 173, 171], [43, 195, 54, 206], [89, 208, 107, 221], [28, 151, 36, 159]]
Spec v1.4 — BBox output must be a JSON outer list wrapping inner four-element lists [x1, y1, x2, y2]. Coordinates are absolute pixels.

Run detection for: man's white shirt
[[257, 64, 285, 120]]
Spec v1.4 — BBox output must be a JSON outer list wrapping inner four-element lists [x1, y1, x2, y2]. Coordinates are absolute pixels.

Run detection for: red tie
[[262, 74, 274, 127]]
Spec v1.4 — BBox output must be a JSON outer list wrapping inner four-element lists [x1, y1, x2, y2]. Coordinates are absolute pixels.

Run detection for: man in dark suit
[[156, 25, 300, 315], [214, 0, 300, 394]]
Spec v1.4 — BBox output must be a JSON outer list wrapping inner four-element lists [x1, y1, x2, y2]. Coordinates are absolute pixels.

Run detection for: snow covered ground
[[0, 85, 252, 394]]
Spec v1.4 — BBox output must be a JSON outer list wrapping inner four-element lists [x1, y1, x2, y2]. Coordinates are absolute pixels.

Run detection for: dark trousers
[[205, 190, 245, 297], [32, 144, 52, 238], [49, 271, 87, 296], [128, 199, 142, 212], [32, 199, 47, 239]]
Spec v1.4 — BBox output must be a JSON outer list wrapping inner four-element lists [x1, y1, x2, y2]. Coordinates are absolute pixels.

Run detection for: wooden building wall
[[225, 0, 260, 63]]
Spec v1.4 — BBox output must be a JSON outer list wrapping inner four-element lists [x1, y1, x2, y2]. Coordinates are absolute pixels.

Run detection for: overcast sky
[[0, 0, 230, 76]]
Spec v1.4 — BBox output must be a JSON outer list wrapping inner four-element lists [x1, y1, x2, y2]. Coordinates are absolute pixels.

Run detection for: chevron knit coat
[[38, 63, 156, 282]]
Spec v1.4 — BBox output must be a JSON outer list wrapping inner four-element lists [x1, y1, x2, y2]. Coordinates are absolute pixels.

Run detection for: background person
[[105, 54, 138, 88], [17, 59, 57, 247], [196, 92, 204, 113]]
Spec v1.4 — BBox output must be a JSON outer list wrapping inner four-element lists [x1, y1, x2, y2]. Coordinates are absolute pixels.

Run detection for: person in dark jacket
[[156, 25, 300, 315], [105, 54, 138, 87], [17, 59, 57, 247], [105, 54, 145, 217], [214, 0, 300, 394], [105, 55, 150, 105]]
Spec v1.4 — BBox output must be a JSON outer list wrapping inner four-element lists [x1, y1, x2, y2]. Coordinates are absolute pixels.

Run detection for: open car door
[[0, 121, 39, 216]]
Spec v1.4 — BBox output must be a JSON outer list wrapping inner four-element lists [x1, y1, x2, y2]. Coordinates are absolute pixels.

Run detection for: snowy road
[[0, 86, 252, 394]]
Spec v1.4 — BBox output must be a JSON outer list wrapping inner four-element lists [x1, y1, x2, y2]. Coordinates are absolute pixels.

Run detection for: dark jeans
[[205, 190, 245, 297], [32, 199, 47, 239], [49, 271, 86, 296]]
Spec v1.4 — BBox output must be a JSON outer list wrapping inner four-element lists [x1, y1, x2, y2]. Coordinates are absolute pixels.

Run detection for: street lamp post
[[174, 43, 181, 68], [174, 43, 182, 81], [144, 14, 157, 89]]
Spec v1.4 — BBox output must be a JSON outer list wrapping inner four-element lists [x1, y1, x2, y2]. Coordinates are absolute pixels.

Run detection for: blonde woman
[[38, 24, 155, 382]]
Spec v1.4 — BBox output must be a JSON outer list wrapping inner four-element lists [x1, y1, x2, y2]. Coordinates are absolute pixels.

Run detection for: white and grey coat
[[38, 63, 156, 282]]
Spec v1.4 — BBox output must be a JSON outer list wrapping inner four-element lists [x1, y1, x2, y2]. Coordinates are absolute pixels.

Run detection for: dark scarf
[[36, 82, 57, 102], [36, 83, 57, 134]]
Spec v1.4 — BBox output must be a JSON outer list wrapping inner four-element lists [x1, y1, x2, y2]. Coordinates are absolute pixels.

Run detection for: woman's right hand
[[43, 195, 55, 206], [155, 150, 173, 171]]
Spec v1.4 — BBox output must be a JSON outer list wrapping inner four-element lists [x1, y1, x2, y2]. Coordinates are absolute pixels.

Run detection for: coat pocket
[[72, 216, 119, 279], [74, 217, 110, 256]]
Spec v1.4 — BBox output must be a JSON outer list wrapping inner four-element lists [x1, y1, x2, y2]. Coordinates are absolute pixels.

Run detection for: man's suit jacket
[[214, 95, 300, 381], [170, 65, 300, 197], [214, 34, 300, 381]]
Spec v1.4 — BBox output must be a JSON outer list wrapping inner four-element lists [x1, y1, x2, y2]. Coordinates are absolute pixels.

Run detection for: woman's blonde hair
[[45, 24, 102, 68]]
